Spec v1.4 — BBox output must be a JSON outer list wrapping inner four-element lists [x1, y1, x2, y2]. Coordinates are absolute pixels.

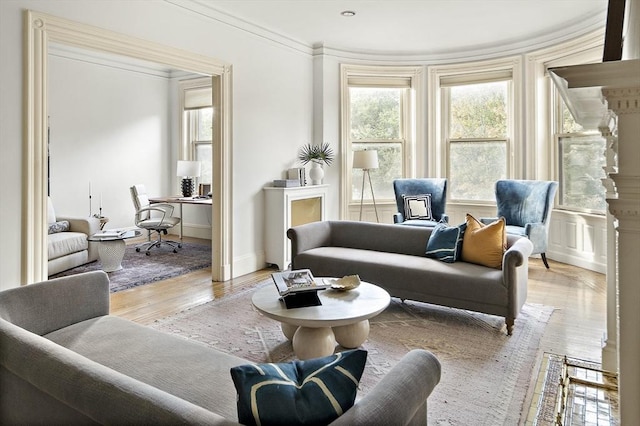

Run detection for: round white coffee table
[[251, 280, 390, 360], [88, 230, 141, 272]]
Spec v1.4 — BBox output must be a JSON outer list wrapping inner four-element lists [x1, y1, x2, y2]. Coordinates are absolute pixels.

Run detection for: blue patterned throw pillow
[[230, 349, 367, 426], [425, 222, 467, 263], [48, 220, 70, 234]]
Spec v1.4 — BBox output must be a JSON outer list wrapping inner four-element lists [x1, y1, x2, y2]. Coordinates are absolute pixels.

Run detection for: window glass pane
[[350, 88, 401, 140], [449, 81, 508, 139], [558, 135, 606, 212], [197, 108, 213, 141], [449, 141, 507, 200], [352, 143, 402, 201], [561, 101, 584, 134], [195, 144, 212, 184]]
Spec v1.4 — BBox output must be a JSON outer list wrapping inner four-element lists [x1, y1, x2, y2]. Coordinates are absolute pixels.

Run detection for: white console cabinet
[[264, 185, 328, 270]]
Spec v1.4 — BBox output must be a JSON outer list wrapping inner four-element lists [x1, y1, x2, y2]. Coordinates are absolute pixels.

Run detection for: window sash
[[348, 87, 408, 203], [556, 133, 606, 214]]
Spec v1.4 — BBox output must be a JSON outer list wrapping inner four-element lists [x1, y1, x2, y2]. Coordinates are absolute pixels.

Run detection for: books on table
[[91, 230, 129, 239], [271, 269, 330, 297]]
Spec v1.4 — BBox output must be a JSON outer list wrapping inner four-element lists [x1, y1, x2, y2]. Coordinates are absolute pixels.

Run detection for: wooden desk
[[148, 196, 212, 240]]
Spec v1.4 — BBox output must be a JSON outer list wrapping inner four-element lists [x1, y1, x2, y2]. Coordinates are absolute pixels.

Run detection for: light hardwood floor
[[111, 236, 607, 364]]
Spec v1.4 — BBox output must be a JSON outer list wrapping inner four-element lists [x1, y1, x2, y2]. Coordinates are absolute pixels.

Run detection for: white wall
[[48, 53, 171, 229], [0, 0, 314, 289]]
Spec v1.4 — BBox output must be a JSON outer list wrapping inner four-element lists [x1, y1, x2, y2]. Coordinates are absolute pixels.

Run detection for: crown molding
[[171, 0, 606, 63]]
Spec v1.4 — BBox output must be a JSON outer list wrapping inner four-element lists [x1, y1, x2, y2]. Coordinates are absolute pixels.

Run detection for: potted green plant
[[298, 143, 334, 185]]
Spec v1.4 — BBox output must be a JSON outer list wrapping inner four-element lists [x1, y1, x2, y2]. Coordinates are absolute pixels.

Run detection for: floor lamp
[[353, 150, 379, 222]]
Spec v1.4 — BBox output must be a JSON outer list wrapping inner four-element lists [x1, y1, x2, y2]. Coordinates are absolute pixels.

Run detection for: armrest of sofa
[[0, 318, 235, 425], [287, 221, 333, 267], [0, 271, 110, 336], [502, 236, 533, 333], [57, 215, 102, 237], [331, 349, 441, 426], [392, 212, 404, 223]]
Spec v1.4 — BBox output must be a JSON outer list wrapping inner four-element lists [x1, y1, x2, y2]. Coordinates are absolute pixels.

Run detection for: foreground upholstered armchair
[[0, 271, 441, 425], [482, 179, 558, 268], [393, 178, 448, 227]]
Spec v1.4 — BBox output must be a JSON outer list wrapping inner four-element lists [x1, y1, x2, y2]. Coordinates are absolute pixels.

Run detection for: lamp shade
[[177, 160, 201, 177], [353, 150, 379, 170]]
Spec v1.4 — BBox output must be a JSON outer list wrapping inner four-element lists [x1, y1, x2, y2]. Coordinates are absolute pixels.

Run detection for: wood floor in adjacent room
[[111, 236, 607, 365]]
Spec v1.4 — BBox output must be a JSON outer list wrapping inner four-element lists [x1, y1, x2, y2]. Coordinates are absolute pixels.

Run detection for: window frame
[[179, 78, 213, 187], [429, 58, 522, 204], [340, 64, 423, 219], [552, 88, 607, 215]]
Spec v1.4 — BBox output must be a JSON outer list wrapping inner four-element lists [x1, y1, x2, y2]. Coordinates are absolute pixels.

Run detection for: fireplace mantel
[[549, 58, 640, 425]]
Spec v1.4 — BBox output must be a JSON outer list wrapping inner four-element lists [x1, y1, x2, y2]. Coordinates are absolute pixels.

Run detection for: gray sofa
[[288, 220, 533, 335], [0, 271, 441, 425]]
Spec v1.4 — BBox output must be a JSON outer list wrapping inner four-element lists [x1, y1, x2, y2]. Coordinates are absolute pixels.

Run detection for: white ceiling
[[194, 0, 608, 56]]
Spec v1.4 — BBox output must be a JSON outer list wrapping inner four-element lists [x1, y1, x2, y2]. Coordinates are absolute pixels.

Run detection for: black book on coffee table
[[282, 291, 321, 309]]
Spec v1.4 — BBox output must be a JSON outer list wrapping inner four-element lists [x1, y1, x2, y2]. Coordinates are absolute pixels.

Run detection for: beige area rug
[[152, 281, 553, 425]]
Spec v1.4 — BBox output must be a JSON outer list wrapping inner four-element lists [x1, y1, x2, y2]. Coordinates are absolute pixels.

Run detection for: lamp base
[[181, 178, 194, 197]]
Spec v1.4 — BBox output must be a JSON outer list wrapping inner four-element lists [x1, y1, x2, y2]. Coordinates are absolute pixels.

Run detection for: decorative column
[[603, 85, 640, 425], [599, 118, 618, 372]]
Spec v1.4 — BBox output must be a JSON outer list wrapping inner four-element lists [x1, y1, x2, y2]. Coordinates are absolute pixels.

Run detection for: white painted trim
[[24, 10, 232, 283]]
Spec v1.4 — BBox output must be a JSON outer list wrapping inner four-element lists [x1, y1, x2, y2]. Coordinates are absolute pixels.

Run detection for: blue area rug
[[50, 242, 211, 292]]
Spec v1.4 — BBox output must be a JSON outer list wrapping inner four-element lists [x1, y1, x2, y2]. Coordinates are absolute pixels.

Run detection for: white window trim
[[524, 30, 604, 180], [178, 77, 213, 161], [340, 64, 423, 219], [428, 56, 522, 204]]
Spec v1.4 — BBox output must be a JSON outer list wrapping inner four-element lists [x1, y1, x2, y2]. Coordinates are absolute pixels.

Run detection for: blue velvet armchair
[[482, 179, 558, 268], [393, 178, 448, 227]]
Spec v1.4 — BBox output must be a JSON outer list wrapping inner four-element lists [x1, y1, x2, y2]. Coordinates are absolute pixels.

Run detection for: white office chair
[[130, 184, 182, 255]]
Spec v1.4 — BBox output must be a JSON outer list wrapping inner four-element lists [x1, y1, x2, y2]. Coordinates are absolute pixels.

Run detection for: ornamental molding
[[602, 87, 640, 115]]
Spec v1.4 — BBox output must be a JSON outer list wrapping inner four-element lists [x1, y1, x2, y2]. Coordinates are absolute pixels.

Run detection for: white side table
[[88, 230, 141, 272]]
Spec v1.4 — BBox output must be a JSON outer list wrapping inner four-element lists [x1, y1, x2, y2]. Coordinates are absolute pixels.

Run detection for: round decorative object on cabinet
[[309, 162, 324, 185]]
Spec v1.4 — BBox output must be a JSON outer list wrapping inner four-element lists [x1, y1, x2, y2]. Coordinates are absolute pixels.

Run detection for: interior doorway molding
[[24, 10, 233, 284]]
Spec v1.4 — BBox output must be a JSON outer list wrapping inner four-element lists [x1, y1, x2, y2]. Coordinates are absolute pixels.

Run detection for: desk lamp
[[177, 160, 201, 197], [353, 150, 379, 222]]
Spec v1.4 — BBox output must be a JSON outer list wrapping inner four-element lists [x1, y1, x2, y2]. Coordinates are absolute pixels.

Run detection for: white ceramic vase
[[309, 162, 324, 185]]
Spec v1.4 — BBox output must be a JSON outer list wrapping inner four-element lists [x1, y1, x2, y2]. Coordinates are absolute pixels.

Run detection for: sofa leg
[[541, 253, 550, 269], [506, 319, 514, 336]]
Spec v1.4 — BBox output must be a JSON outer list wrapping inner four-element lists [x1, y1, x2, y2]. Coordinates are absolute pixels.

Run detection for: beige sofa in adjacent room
[[47, 197, 101, 275]]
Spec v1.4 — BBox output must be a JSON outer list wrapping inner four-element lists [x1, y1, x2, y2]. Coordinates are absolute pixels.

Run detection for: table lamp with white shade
[[353, 150, 379, 222], [177, 160, 201, 197]]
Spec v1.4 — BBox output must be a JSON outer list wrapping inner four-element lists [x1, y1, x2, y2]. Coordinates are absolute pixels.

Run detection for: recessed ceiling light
[[341, 10, 356, 17]]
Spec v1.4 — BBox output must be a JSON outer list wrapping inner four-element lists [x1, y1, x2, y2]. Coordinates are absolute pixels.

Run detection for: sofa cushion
[[47, 232, 88, 261], [402, 194, 433, 220], [48, 220, 70, 234], [425, 222, 466, 263], [44, 315, 246, 421], [230, 349, 367, 426], [461, 214, 506, 269]]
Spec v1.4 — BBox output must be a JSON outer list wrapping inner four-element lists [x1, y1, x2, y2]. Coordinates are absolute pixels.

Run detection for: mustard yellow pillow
[[461, 214, 506, 269]]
